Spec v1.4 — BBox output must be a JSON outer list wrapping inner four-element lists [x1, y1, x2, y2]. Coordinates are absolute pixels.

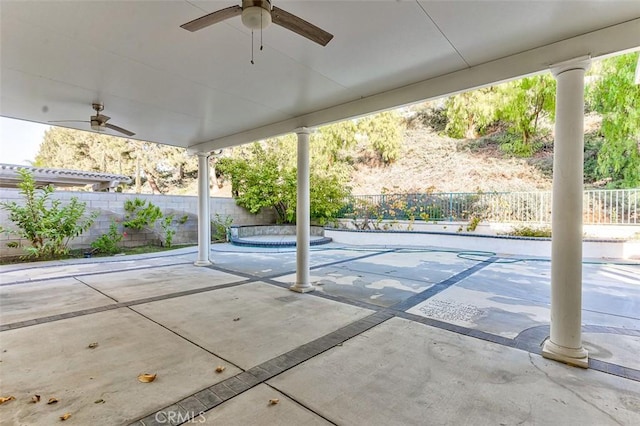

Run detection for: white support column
[[290, 127, 314, 293], [542, 57, 591, 368], [194, 152, 212, 266]]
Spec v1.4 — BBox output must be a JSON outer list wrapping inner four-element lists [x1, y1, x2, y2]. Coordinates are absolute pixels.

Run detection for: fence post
[[448, 193, 453, 222]]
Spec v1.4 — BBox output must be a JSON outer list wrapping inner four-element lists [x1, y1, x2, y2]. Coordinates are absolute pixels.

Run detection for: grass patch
[[0, 244, 196, 265]]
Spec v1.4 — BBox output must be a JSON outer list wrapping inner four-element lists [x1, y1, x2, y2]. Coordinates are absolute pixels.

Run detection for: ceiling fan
[[49, 103, 135, 137], [180, 0, 333, 47]]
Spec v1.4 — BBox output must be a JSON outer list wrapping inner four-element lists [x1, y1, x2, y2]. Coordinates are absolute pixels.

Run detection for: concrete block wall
[[0, 189, 275, 258]]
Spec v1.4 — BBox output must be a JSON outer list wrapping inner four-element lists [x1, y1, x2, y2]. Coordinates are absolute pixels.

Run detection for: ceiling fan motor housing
[[90, 118, 104, 131], [242, 0, 272, 30]]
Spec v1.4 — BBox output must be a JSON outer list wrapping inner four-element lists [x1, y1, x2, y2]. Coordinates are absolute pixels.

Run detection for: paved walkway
[[1, 243, 639, 425]]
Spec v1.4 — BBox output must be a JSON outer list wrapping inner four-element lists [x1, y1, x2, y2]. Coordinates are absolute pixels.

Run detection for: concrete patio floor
[[1, 243, 639, 425]]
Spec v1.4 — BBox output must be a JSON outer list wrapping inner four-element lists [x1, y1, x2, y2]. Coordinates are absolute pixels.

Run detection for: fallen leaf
[[87, 342, 99, 349], [233, 317, 240, 322], [60, 413, 71, 421], [94, 399, 105, 404], [47, 397, 59, 405], [0, 396, 15, 404], [31, 395, 41, 403], [215, 366, 226, 373], [137, 373, 157, 383], [269, 398, 279, 405]]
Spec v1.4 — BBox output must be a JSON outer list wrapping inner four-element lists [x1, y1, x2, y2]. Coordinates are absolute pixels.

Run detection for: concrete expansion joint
[[132, 311, 392, 425]]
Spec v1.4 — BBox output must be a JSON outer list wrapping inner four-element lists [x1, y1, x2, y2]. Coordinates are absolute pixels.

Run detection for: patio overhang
[[0, 163, 131, 191], [1, 1, 639, 373], [0, 1, 638, 150]]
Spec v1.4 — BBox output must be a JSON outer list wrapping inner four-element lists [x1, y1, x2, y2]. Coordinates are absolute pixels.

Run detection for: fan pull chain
[[250, 30, 254, 65], [260, 10, 264, 51]]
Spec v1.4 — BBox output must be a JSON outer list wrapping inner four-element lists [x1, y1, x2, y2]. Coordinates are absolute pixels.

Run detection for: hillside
[[205, 128, 555, 197], [348, 128, 552, 195], [192, 127, 553, 198]]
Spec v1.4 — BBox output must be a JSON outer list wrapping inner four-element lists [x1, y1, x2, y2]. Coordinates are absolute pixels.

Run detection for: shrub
[[91, 220, 124, 255], [0, 169, 97, 259], [466, 216, 481, 232], [123, 198, 162, 230], [160, 214, 175, 247], [507, 225, 552, 238]]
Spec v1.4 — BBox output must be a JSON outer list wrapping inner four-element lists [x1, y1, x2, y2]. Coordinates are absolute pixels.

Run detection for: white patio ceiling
[[1, 1, 639, 152]]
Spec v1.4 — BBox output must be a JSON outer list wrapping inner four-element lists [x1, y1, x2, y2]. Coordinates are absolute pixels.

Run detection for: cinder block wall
[[0, 189, 275, 258]]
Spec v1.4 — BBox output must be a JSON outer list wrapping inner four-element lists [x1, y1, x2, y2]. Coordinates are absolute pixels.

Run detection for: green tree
[[495, 74, 556, 156], [217, 137, 351, 224], [217, 142, 296, 223], [357, 111, 404, 164], [443, 74, 556, 156], [313, 120, 358, 164], [35, 127, 136, 174], [587, 52, 640, 188], [35, 127, 198, 193], [445, 88, 497, 139]]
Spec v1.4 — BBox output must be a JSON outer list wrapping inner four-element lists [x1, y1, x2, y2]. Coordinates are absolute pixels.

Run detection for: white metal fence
[[339, 189, 640, 224]]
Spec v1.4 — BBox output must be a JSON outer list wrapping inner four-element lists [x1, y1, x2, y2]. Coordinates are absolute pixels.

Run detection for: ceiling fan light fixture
[[241, 6, 271, 30]]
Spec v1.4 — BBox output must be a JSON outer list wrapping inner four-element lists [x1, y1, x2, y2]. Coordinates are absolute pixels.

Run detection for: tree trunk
[[146, 171, 162, 194], [135, 156, 142, 194]]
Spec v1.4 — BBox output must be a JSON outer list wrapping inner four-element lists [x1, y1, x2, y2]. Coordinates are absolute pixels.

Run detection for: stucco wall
[[0, 189, 275, 258]]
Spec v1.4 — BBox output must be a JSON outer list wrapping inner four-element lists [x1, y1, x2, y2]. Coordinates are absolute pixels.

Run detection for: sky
[[0, 117, 50, 165]]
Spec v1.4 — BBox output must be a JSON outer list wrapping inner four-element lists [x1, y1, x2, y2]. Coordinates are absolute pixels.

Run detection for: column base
[[542, 339, 589, 368], [289, 284, 315, 293], [194, 260, 212, 267]]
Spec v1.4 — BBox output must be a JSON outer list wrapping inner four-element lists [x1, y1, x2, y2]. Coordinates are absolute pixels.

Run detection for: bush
[[466, 216, 481, 232], [122, 199, 179, 247], [507, 225, 551, 238], [123, 198, 162, 230], [91, 220, 124, 254], [160, 214, 176, 247], [0, 169, 97, 259]]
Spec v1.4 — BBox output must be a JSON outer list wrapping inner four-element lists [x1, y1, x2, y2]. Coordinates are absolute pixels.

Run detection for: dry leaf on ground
[[94, 399, 105, 404], [233, 317, 240, 321], [47, 397, 59, 404], [59, 413, 71, 421], [87, 342, 99, 349], [268, 398, 279, 405], [137, 373, 157, 383], [31, 395, 41, 403], [0, 396, 15, 404], [215, 366, 226, 373]]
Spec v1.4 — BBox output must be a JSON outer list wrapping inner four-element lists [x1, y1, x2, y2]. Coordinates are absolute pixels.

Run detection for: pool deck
[[1, 243, 639, 425]]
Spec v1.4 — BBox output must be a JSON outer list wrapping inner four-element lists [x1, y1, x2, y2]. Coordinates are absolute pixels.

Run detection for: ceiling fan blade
[[181, 5, 243, 32], [271, 6, 333, 46], [48, 120, 90, 124], [104, 123, 135, 137]]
